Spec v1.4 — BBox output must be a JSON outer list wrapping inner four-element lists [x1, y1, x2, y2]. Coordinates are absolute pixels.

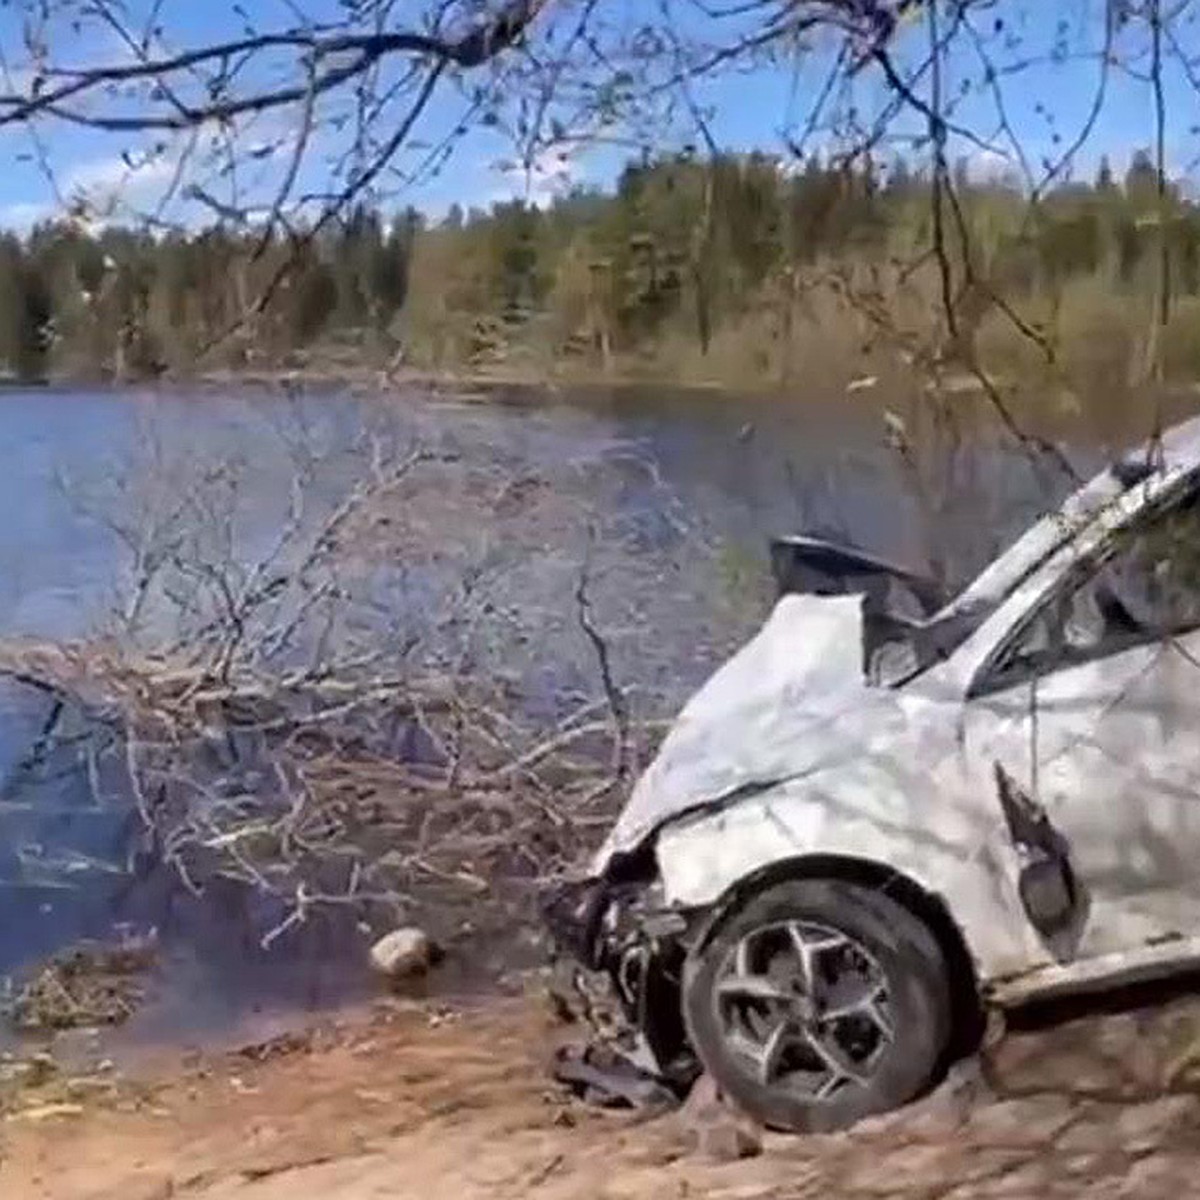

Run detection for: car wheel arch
[[685, 852, 985, 1063]]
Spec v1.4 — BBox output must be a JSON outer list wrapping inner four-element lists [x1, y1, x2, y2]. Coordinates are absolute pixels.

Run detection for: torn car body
[[545, 415, 1200, 1124]]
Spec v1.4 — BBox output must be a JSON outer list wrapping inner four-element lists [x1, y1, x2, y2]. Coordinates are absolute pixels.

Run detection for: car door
[[961, 484, 1200, 963]]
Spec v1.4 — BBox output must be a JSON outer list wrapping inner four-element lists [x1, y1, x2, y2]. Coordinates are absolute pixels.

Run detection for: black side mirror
[[769, 535, 945, 617]]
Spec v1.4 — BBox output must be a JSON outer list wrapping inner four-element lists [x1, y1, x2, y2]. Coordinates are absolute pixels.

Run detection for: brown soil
[[6, 988, 1200, 1200]]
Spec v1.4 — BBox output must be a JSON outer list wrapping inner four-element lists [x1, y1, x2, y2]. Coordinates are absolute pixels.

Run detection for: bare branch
[[0, 3, 543, 131]]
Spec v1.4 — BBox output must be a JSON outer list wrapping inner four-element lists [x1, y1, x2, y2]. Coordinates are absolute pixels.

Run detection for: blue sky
[[0, 1, 1190, 231]]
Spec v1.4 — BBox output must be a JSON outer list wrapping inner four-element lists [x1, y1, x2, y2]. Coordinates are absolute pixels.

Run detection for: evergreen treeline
[[0, 207, 419, 379], [2, 150, 1198, 389]]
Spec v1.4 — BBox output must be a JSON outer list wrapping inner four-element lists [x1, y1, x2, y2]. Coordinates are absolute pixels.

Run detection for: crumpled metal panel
[[653, 775, 1042, 983], [593, 590, 1041, 982], [589, 415, 1200, 995], [591, 593, 870, 869]]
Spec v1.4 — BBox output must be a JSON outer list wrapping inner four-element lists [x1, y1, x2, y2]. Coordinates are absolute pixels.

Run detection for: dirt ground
[[6, 985, 1200, 1200]]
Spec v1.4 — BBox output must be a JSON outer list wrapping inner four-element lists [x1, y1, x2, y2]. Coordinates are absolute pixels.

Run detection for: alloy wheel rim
[[712, 919, 894, 1102]]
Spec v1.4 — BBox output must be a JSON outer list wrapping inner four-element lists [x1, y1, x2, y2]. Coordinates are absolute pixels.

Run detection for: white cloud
[[966, 147, 1014, 182], [488, 146, 582, 208], [0, 102, 317, 233], [65, 152, 180, 217], [0, 149, 185, 233]]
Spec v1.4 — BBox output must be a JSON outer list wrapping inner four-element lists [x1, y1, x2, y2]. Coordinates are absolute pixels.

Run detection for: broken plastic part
[[994, 763, 1080, 938], [552, 1043, 681, 1111], [770, 534, 944, 615]]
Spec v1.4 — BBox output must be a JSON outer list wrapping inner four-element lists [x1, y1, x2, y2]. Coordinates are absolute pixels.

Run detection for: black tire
[[682, 877, 952, 1133]]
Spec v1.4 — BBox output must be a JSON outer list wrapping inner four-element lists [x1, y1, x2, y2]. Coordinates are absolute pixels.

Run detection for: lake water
[[0, 382, 1071, 637], [0, 382, 1175, 1048]]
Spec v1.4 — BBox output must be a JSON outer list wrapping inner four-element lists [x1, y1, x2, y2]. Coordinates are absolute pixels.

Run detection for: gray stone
[[962, 1094, 1076, 1146], [1119, 1152, 1200, 1197], [694, 1119, 762, 1162], [369, 927, 438, 980], [977, 1160, 1056, 1197], [676, 1073, 763, 1162], [842, 1142, 957, 1193], [856, 1056, 994, 1137], [1055, 1112, 1116, 1154], [678, 1072, 722, 1125], [1113, 1095, 1195, 1154]]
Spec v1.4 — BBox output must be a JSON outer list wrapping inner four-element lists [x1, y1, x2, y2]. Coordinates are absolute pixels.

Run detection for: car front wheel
[[682, 877, 953, 1133]]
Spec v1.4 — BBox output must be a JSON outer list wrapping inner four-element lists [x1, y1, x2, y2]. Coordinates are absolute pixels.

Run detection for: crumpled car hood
[[592, 592, 886, 871]]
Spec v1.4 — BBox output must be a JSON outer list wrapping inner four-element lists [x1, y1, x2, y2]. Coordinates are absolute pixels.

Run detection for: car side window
[[978, 485, 1200, 693]]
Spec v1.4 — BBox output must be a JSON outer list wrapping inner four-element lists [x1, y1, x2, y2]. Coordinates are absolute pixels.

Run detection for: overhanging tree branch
[[0, 1, 543, 131]]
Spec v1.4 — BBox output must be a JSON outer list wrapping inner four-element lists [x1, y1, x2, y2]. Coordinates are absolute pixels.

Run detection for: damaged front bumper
[[541, 869, 702, 1095]]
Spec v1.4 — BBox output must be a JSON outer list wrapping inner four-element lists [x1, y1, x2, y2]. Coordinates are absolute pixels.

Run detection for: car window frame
[[969, 546, 1165, 699], [963, 469, 1200, 701]]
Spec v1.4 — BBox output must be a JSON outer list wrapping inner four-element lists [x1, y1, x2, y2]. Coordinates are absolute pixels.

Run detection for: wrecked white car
[[546, 414, 1200, 1132]]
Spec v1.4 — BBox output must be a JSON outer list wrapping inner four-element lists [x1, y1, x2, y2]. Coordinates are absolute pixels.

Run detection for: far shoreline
[[3, 363, 1199, 448]]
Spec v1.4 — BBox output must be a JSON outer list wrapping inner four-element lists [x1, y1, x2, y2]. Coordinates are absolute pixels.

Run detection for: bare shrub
[[0, 393, 741, 947]]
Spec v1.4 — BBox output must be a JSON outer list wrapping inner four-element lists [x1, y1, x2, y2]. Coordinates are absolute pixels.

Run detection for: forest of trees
[[1, 148, 1198, 397], [0, 206, 420, 380]]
